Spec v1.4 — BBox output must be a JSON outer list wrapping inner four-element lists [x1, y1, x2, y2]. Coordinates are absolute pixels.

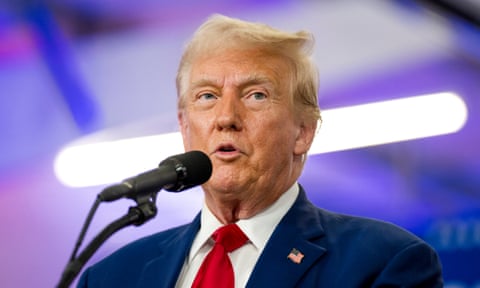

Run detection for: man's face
[[178, 48, 313, 203]]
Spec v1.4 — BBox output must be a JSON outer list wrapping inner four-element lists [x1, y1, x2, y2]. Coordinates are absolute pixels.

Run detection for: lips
[[217, 144, 237, 152], [214, 143, 241, 158]]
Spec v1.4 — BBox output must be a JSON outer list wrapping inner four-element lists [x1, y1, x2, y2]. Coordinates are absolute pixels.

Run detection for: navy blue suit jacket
[[78, 187, 443, 287]]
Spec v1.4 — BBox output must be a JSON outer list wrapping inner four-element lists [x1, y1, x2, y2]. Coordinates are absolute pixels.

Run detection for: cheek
[[179, 113, 196, 149], [181, 113, 212, 148], [251, 117, 296, 152]]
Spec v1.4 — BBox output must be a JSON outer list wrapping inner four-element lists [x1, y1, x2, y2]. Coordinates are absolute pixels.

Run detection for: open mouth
[[218, 144, 237, 152]]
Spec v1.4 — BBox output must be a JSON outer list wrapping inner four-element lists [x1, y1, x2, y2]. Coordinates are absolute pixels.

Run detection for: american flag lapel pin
[[287, 248, 304, 264]]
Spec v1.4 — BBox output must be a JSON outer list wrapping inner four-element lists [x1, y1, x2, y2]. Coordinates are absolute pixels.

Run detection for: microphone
[[98, 150, 212, 202]]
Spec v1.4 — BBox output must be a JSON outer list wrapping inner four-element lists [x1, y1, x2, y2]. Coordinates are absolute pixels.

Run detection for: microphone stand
[[57, 193, 158, 288]]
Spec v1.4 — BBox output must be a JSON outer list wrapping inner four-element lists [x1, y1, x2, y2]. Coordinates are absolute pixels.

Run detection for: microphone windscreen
[[162, 150, 212, 192]]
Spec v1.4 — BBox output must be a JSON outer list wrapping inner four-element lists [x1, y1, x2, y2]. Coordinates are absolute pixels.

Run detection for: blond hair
[[176, 14, 321, 124]]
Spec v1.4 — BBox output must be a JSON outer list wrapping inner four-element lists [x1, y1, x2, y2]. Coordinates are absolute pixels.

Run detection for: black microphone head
[[160, 150, 212, 192]]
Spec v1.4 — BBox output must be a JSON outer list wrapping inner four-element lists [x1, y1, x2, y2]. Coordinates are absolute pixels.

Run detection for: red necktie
[[191, 224, 248, 288]]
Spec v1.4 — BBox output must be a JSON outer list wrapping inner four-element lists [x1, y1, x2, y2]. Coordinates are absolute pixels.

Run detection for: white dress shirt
[[175, 183, 299, 288]]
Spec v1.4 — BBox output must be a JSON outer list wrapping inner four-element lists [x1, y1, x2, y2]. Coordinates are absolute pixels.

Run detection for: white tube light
[[309, 91, 468, 154], [54, 92, 467, 187], [54, 132, 185, 187]]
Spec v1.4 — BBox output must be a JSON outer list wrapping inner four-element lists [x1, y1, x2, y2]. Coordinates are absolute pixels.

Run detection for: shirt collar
[[188, 183, 299, 262]]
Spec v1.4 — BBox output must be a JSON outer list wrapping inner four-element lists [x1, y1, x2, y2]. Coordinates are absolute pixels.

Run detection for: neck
[[204, 180, 297, 224], [204, 156, 304, 224]]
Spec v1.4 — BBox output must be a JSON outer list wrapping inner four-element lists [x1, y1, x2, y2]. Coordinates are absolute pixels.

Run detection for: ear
[[294, 119, 318, 156]]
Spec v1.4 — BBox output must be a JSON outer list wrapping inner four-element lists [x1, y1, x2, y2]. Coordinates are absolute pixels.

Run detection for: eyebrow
[[190, 74, 275, 90]]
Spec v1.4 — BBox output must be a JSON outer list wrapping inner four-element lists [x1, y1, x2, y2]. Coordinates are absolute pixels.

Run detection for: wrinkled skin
[[178, 48, 317, 223]]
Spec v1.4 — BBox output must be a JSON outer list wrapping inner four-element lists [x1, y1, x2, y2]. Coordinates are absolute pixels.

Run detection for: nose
[[215, 91, 243, 131]]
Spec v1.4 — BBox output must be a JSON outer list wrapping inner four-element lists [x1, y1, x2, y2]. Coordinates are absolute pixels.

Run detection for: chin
[[205, 177, 242, 194]]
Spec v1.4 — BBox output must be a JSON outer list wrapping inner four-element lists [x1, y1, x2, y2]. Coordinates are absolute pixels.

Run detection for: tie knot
[[212, 224, 248, 253]]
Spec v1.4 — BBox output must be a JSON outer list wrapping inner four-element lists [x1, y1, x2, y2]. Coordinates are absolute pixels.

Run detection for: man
[[78, 14, 443, 287]]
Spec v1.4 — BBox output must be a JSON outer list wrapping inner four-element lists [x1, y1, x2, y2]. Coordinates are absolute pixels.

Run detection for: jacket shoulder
[[77, 222, 194, 287], [318, 208, 423, 247]]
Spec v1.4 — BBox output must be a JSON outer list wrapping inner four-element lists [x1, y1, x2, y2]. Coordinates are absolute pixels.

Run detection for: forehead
[[188, 48, 291, 89]]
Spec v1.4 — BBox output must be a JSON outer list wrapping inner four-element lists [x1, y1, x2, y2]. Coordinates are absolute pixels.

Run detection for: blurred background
[[0, 0, 479, 287]]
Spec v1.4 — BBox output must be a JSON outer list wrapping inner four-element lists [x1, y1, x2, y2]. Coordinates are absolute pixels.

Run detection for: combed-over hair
[[176, 14, 321, 124]]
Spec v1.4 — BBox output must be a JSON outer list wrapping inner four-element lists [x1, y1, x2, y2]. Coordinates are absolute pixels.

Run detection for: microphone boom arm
[[57, 193, 158, 288], [57, 150, 212, 287]]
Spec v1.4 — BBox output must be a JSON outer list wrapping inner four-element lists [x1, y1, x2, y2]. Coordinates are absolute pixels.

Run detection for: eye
[[249, 92, 267, 101], [199, 92, 217, 100], [244, 91, 269, 110], [192, 91, 218, 109]]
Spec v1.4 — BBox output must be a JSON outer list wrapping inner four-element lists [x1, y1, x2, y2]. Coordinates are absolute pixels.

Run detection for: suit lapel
[[133, 187, 325, 288], [246, 187, 327, 288], [137, 214, 201, 288]]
